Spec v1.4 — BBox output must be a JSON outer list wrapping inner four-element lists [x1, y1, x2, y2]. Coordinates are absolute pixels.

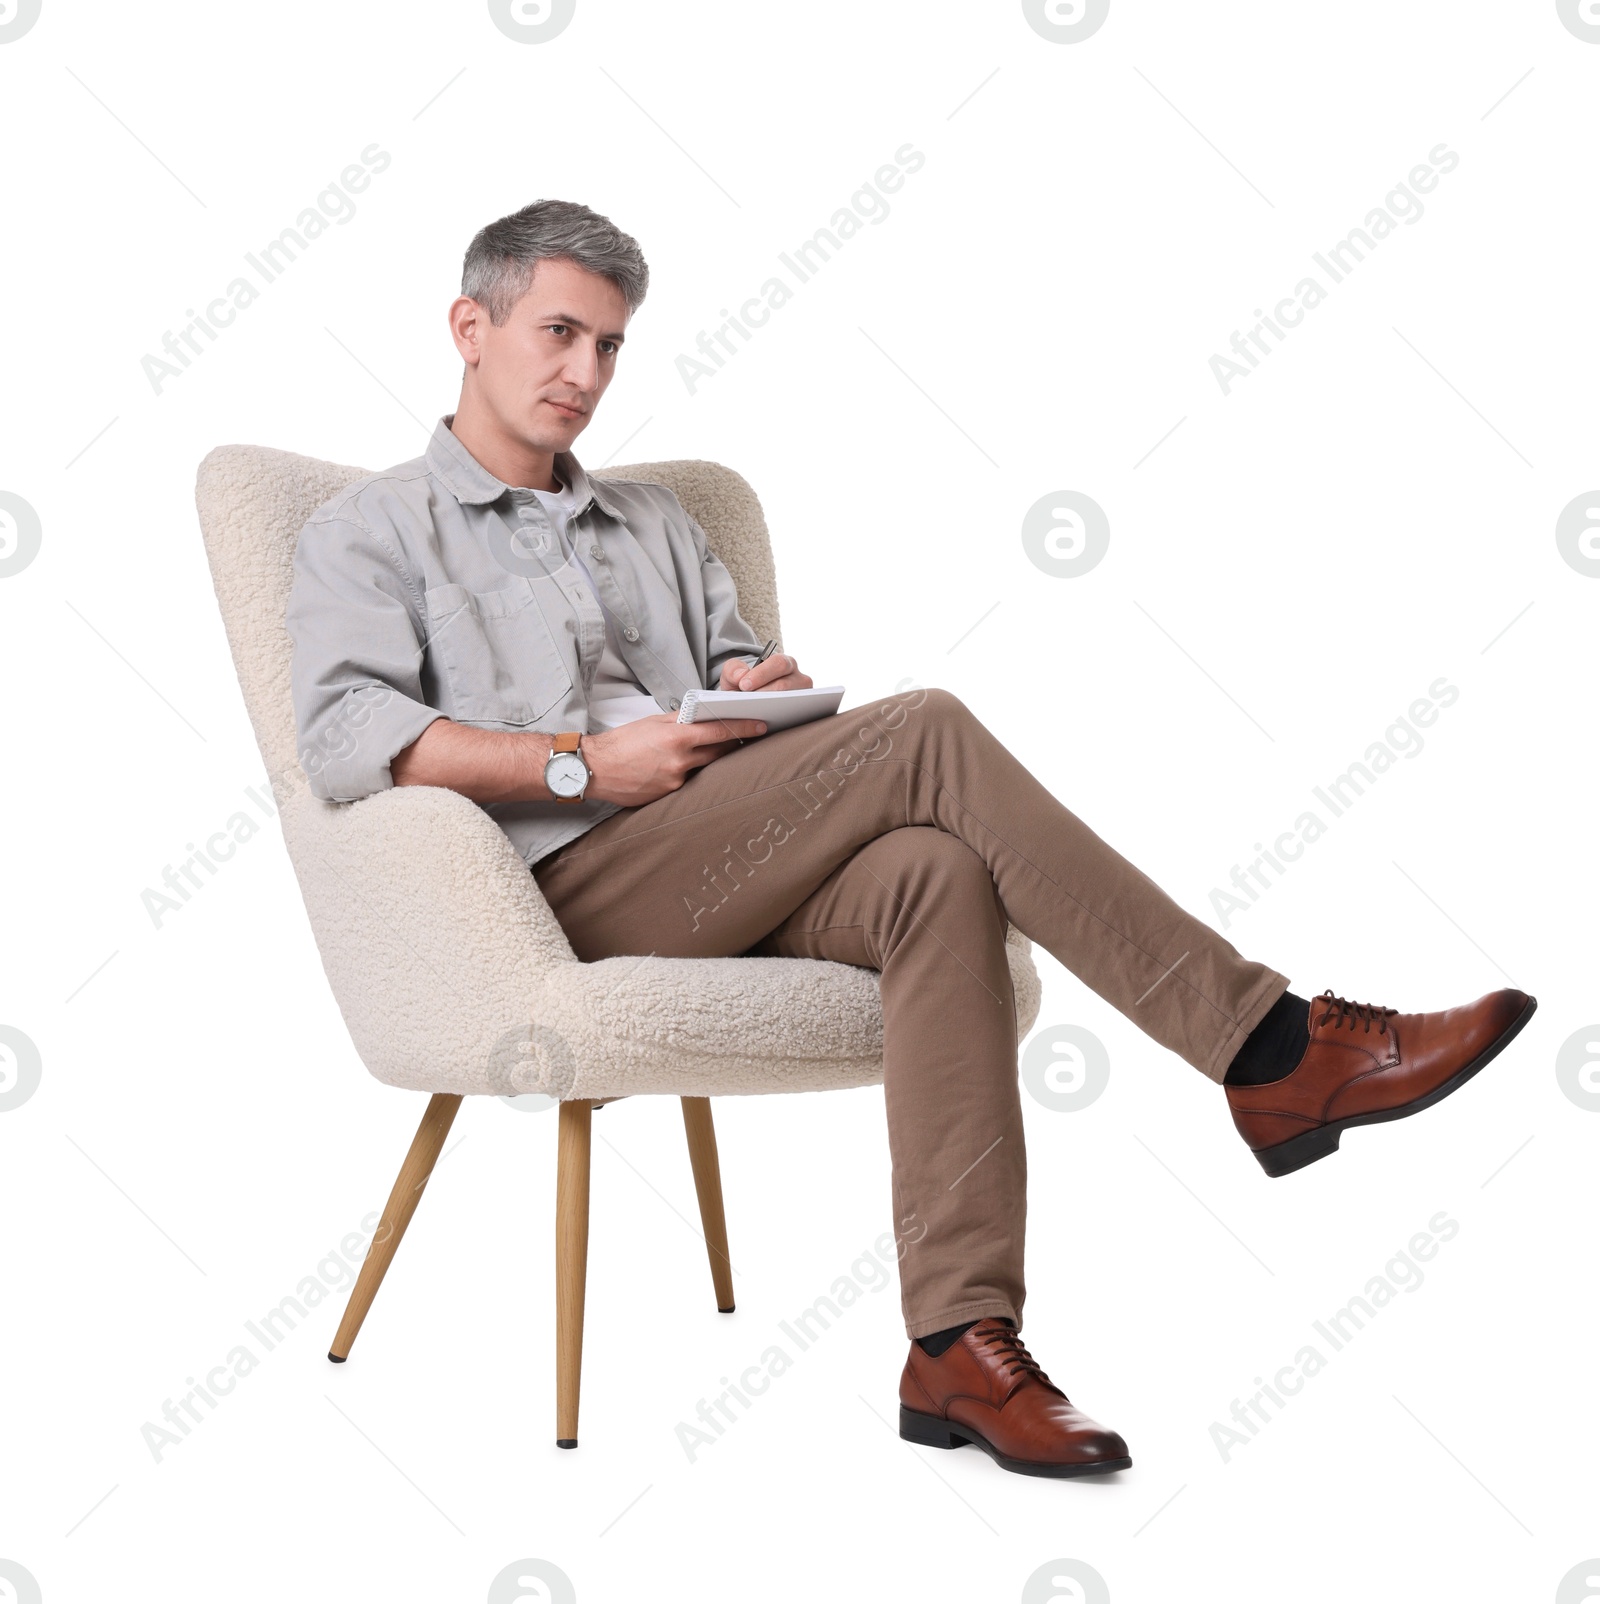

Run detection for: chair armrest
[[277, 780, 577, 1092], [1003, 923, 1042, 1041]]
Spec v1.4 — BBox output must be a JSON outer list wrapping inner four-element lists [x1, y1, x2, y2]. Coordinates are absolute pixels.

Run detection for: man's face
[[453, 255, 629, 451]]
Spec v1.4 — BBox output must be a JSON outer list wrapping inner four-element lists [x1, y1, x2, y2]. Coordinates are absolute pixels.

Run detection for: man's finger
[[685, 717, 768, 744], [741, 653, 791, 690]]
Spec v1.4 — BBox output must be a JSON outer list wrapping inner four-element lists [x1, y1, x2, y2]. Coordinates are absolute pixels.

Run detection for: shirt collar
[[426, 414, 627, 522]]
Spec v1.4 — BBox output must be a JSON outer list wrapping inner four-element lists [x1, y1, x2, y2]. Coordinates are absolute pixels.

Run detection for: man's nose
[[563, 342, 602, 391]]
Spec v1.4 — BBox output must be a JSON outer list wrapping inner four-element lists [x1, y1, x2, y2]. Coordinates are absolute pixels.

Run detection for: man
[[286, 199, 1537, 1480]]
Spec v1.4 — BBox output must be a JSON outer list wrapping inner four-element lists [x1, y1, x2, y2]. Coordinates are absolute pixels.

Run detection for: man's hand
[[582, 712, 767, 808], [718, 652, 813, 693]]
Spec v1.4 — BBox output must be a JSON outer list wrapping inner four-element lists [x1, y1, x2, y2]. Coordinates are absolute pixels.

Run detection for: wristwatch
[[544, 732, 591, 803]]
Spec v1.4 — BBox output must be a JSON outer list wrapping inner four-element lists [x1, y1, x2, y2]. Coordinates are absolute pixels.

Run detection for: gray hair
[[461, 199, 649, 326]]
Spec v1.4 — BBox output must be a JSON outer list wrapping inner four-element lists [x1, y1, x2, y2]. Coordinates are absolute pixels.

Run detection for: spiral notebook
[[675, 685, 845, 731]]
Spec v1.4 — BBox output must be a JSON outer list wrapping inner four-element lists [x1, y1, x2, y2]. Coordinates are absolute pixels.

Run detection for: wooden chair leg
[[556, 1097, 592, 1447], [681, 1096, 735, 1313], [328, 1092, 462, 1363]]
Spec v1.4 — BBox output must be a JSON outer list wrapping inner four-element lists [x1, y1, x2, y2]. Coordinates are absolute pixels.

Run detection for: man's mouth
[[546, 400, 586, 418]]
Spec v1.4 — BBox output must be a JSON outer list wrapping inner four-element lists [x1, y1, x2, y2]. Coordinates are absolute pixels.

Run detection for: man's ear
[[448, 294, 485, 368]]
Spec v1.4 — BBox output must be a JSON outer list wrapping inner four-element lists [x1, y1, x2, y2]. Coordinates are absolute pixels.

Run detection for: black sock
[[1224, 989, 1310, 1087], [916, 1318, 983, 1356]]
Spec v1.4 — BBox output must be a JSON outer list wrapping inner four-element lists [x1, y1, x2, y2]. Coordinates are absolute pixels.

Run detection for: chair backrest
[[192, 443, 785, 790]]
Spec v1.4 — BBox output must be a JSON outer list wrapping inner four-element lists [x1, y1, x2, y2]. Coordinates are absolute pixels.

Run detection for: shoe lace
[[1315, 988, 1399, 1034], [977, 1326, 1064, 1394]]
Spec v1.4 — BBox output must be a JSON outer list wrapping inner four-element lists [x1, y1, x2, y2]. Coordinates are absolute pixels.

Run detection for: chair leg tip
[[556, 1437, 578, 1449], [718, 1304, 735, 1313], [327, 1352, 347, 1364]]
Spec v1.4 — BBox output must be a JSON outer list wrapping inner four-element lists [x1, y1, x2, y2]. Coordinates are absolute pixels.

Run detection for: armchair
[[193, 443, 1043, 1445]]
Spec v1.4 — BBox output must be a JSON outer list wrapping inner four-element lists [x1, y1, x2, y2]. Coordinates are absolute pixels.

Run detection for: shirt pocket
[[423, 580, 573, 728]]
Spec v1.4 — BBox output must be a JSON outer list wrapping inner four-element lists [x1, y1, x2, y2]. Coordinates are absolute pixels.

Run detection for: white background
[[2, 1, 1596, 1600]]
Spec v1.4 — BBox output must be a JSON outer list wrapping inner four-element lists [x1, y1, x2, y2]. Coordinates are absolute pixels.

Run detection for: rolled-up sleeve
[[285, 512, 446, 801], [686, 511, 765, 689]]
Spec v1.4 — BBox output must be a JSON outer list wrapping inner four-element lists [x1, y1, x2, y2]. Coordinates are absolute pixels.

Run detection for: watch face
[[547, 751, 588, 798]]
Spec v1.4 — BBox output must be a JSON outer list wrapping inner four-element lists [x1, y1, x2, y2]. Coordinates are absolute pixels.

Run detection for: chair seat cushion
[[483, 931, 1042, 1101]]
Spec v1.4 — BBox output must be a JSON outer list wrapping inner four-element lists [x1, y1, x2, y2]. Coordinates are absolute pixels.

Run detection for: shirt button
[[668, 697, 680, 709], [623, 626, 639, 642], [589, 544, 604, 560]]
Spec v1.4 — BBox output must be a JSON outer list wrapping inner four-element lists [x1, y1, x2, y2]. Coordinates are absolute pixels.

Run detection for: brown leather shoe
[[898, 1317, 1130, 1478], [1227, 987, 1537, 1177]]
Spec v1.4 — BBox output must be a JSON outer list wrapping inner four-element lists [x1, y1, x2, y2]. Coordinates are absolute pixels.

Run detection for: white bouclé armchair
[[193, 443, 1043, 1446]]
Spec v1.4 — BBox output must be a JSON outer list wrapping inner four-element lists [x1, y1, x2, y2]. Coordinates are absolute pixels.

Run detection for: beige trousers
[[532, 687, 1289, 1338]]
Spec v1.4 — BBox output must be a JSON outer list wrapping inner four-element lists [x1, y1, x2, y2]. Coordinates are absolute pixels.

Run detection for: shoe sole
[[898, 1404, 1131, 1478], [1253, 993, 1539, 1178]]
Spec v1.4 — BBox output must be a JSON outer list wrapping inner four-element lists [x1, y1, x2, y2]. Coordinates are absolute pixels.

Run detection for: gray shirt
[[285, 414, 764, 867]]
